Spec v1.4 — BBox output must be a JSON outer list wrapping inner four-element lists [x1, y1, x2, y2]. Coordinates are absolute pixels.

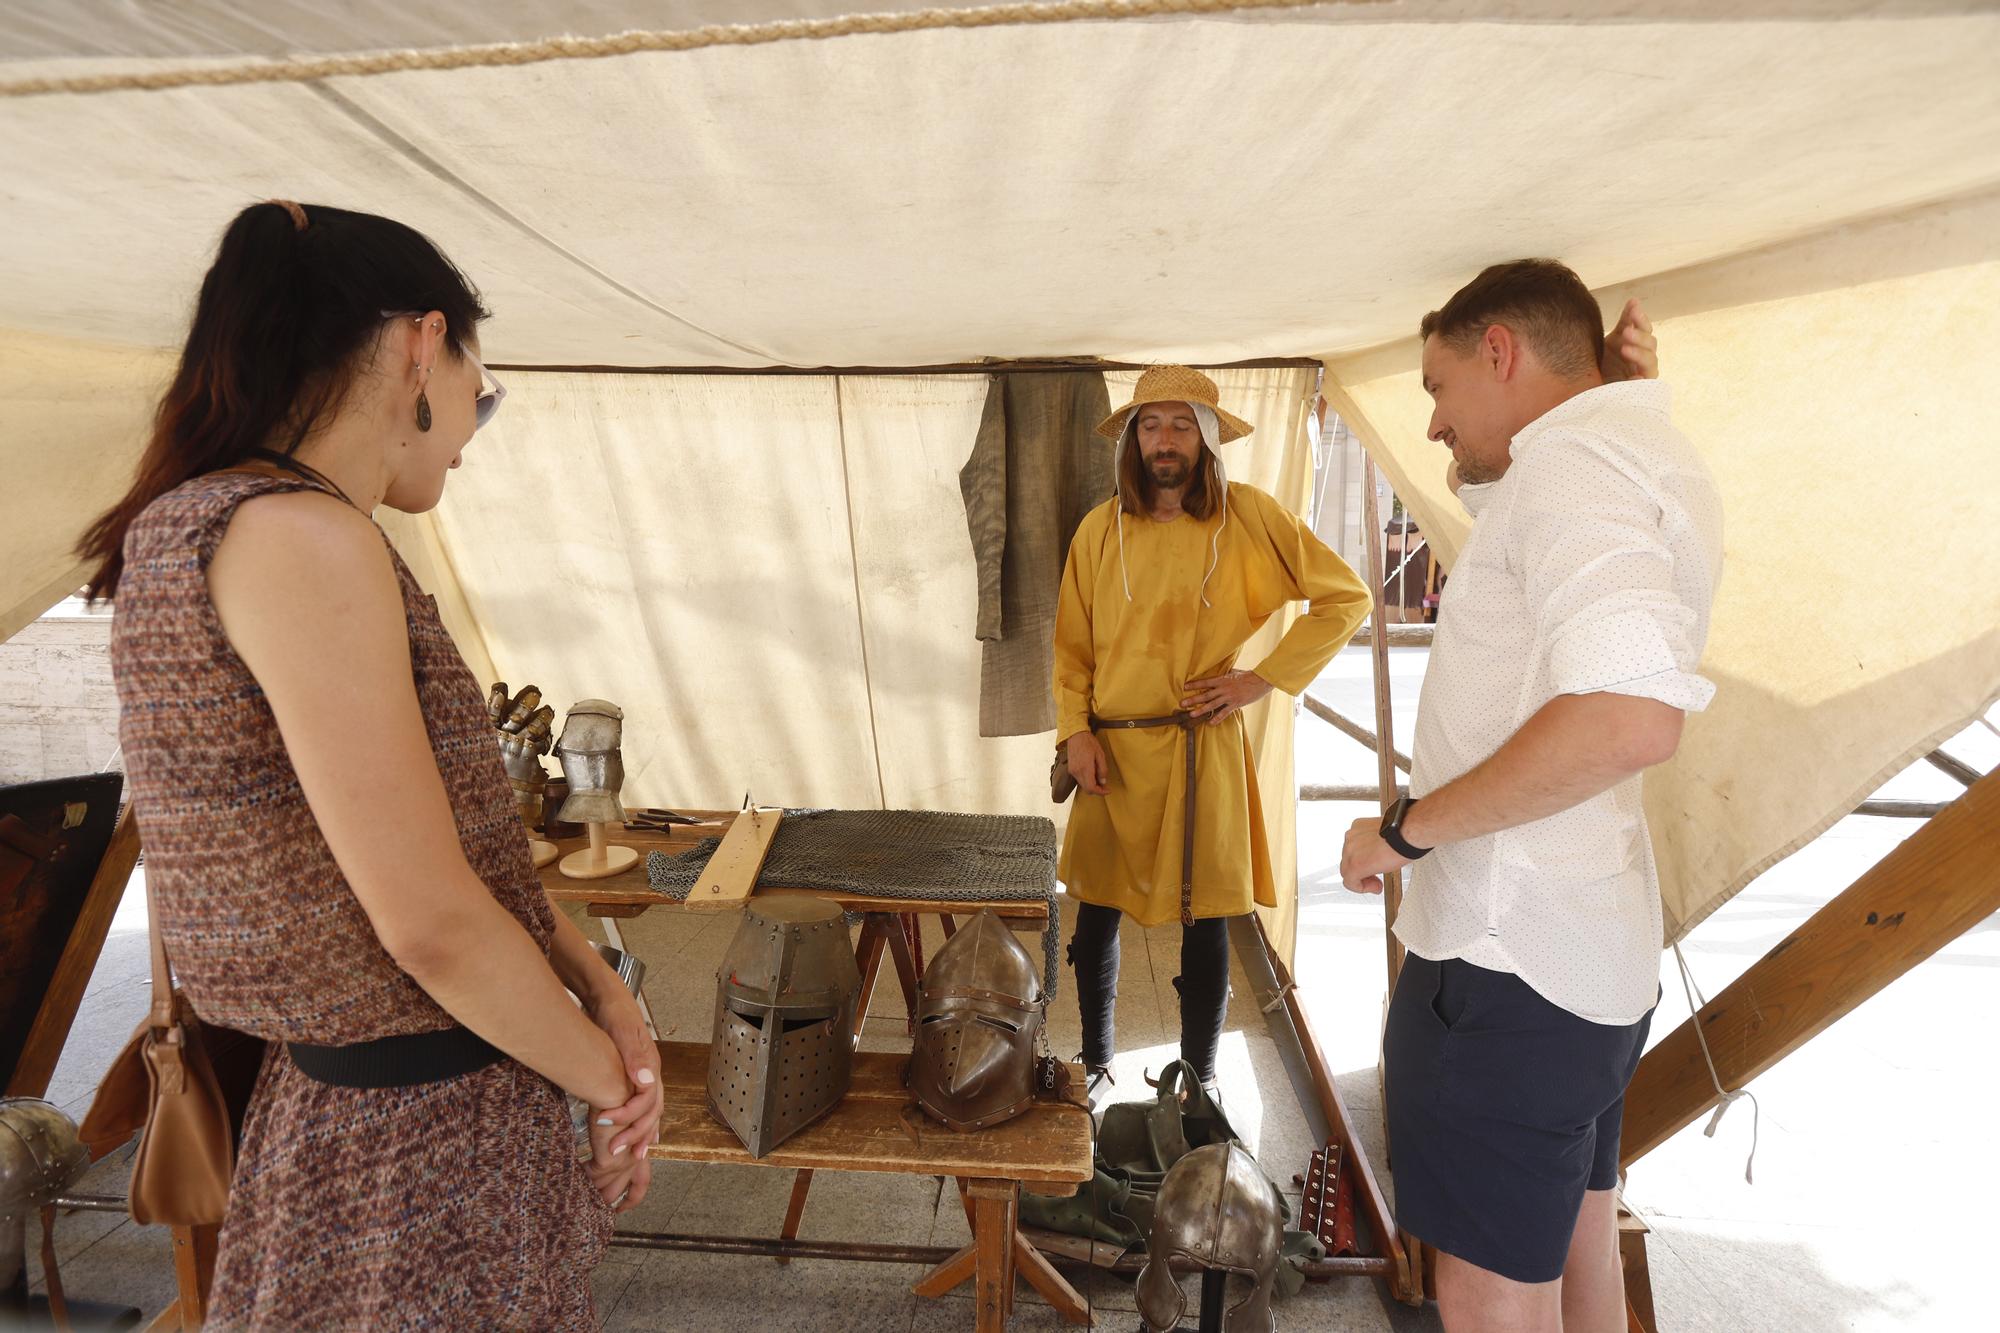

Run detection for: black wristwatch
[[1379, 796, 1432, 861]]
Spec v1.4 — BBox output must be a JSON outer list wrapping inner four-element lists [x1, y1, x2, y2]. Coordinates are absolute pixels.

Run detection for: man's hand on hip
[[1066, 731, 1112, 796], [1341, 818, 1412, 896], [1183, 669, 1273, 724]]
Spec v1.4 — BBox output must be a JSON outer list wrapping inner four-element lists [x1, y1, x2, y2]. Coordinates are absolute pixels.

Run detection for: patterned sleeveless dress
[[110, 471, 609, 1329]]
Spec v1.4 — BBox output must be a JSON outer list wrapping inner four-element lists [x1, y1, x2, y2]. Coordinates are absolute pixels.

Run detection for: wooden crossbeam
[[1621, 769, 2000, 1167], [1301, 691, 1413, 774]]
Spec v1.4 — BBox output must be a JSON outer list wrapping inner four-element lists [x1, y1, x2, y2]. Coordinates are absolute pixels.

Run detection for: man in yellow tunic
[[1053, 366, 1372, 1088]]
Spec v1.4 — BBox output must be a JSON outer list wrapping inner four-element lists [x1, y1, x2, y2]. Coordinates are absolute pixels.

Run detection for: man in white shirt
[[1341, 259, 1723, 1333]]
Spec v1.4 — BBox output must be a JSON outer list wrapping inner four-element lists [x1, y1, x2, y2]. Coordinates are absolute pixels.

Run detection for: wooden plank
[[647, 1041, 1092, 1186], [1621, 770, 2000, 1167], [683, 807, 782, 912], [7, 803, 139, 1098], [1259, 917, 1414, 1304]]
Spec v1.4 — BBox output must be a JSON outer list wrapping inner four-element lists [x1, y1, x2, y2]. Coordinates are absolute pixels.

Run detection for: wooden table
[[537, 809, 1054, 1037], [649, 1040, 1094, 1331]]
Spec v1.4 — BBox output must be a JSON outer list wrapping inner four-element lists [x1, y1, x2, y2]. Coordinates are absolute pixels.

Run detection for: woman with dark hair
[[81, 200, 659, 1328]]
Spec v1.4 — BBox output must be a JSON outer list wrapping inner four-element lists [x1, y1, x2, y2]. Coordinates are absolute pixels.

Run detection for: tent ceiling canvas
[[3, 4, 1997, 953], [2, 4, 1996, 366]]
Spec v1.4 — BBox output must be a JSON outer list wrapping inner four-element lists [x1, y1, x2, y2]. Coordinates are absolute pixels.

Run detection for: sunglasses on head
[[380, 311, 507, 429]]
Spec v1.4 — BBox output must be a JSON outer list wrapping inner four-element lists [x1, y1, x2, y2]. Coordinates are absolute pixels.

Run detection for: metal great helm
[[908, 909, 1047, 1132], [1136, 1142, 1286, 1333], [706, 897, 862, 1157]]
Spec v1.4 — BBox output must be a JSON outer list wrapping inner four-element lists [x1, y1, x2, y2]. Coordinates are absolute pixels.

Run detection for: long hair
[[78, 201, 488, 600], [1115, 426, 1221, 521]]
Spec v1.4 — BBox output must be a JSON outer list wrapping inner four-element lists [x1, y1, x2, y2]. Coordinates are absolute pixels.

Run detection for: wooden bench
[[647, 1039, 1094, 1331]]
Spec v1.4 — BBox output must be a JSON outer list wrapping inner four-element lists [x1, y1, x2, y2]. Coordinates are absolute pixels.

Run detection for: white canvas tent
[[4, 0, 1998, 965]]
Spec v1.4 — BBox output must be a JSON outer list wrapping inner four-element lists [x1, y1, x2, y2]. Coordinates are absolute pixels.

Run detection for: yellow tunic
[[1053, 484, 1371, 925]]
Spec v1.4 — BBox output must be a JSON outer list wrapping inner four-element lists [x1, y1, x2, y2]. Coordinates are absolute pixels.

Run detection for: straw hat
[[1094, 365, 1254, 443]]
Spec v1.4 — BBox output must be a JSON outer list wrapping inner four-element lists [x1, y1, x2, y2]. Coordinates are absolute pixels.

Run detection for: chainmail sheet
[[646, 809, 1062, 996]]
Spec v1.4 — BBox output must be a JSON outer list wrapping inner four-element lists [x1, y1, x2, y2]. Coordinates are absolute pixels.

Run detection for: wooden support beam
[[1363, 623, 1434, 648], [1252, 916, 1416, 1305], [1301, 783, 1410, 803], [1853, 799, 1947, 820], [1924, 747, 1981, 788], [1301, 691, 1412, 774], [775, 1168, 814, 1265], [1621, 770, 2000, 1167], [1359, 457, 1407, 990]]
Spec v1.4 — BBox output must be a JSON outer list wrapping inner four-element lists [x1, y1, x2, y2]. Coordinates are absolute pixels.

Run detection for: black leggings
[[1066, 901, 1231, 1084]]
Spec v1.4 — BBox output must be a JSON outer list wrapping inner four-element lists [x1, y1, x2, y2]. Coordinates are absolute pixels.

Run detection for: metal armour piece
[[0, 1098, 89, 1286], [1135, 1142, 1285, 1333], [909, 909, 1046, 1132], [706, 897, 861, 1157], [553, 698, 626, 825]]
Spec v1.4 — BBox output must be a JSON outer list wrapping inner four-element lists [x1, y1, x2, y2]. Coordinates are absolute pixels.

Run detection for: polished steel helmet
[[909, 909, 1046, 1132], [706, 897, 861, 1157], [553, 698, 626, 825], [1, 1098, 89, 1286], [1136, 1142, 1285, 1333]]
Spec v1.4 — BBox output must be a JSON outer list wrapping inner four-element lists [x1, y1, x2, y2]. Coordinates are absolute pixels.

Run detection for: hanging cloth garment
[[959, 370, 1115, 736]]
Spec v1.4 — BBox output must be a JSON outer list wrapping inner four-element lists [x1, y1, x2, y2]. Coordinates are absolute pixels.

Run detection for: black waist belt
[[1090, 710, 1199, 926], [288, 1025, 504, 1089]]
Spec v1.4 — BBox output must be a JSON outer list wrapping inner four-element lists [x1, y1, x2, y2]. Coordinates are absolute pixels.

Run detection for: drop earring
[[416, 391, 432, 432]]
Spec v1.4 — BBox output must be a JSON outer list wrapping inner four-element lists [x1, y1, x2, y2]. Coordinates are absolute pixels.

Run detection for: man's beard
[[1452, 447, 1504, 486], [1149, 455, 1192, 488]]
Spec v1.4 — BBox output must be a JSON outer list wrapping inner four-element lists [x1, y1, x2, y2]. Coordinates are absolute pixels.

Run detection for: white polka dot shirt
[[1398, 380, 1724, 1025]]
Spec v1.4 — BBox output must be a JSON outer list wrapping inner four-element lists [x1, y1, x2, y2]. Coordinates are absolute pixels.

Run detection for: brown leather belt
[[1090, 710, 1199, 926]]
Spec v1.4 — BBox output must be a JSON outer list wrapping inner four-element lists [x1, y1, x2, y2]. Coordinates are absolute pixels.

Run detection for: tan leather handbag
[[79, 875, 262, 1226]]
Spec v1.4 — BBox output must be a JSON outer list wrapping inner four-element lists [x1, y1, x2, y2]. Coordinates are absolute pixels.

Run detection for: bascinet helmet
[[909, 909, 1047, 1132]]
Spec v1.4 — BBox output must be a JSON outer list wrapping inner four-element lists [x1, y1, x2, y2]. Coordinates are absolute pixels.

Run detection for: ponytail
[[78, 200, 487, 599]]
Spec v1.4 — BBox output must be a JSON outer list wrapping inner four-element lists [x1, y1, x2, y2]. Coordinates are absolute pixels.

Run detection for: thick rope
[[0, 1, 1368, 99], [1670, 939, 1760, 1185]]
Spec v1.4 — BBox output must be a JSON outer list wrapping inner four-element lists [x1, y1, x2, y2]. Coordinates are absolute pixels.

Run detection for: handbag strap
[[145, 863, 176, 1032]]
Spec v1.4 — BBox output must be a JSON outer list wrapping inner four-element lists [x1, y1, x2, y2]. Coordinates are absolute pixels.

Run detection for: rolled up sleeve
[[1513, 434, 1716, 713]]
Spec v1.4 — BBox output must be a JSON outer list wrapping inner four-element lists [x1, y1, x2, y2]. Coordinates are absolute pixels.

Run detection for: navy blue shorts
[[1383, 952, 1653, 1284]]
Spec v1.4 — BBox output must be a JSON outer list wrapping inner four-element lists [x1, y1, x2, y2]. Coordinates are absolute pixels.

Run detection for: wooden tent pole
[[1621, 769, 2000, 1167], [1358, 450, 1425, 1300], [1359, 455, 1406, 989]]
